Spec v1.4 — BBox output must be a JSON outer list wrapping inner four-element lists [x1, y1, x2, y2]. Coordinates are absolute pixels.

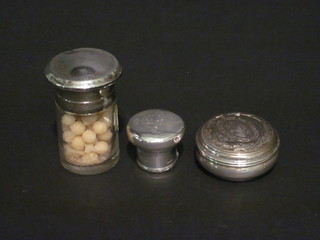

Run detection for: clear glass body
[[56, 102, 119, 175]]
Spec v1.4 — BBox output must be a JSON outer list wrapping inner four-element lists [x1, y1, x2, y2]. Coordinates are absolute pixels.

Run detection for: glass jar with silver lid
[[45, 48, 122, 175], [196, 112, 280, 181]]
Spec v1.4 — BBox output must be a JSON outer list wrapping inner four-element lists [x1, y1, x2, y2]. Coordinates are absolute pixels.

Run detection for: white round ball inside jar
[[71, 136, 85, 151], [61, 114, 76, 126], [63, 130, 76, 143], [94, 141, 110, 155], [92, 121, 108, 134], [98, 130, 113, 142], [70, 121, 86, 135], [64, 144, 84, 158], [82, 129, 97, 144]]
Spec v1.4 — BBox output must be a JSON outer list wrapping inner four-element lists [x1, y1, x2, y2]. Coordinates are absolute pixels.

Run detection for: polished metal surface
[[45, 48, 121, 114], [127, 109, 185, 173], [45, 48, 122, 90], [196, 112, 280, 181], [55, 86, 116, 114]]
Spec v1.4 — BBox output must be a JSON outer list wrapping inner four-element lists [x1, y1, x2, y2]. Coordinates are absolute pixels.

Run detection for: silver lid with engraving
[[45, 48, 122, 90], [196, 112, 280, 181], [127, 109, 185, 173]]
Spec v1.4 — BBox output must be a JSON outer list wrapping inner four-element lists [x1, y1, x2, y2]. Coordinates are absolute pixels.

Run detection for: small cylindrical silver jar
[[45, 48, 122, 175], [196, 112, 280, 181], [127, 109, 185, 173]]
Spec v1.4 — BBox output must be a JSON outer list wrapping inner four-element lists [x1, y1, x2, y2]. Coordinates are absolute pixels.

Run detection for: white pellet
[[98, 130, 112, 142], [63, 130, 76, 143], [95, 141, 110, 155], [61, 114, 76, 126], [64, 144, 84, 158], [82, 129, 97, 144], [92, 121, 108, 134], [70, 121, 85, 135], [71, 136, 85, 151]]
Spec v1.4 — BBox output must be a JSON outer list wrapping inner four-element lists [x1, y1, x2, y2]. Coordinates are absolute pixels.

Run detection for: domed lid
[[45, 48, 122, 90], [127, 109, 185, 150], [196, 112, 279, 167]]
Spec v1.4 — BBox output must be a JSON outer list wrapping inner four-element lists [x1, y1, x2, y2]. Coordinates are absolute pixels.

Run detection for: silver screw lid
[[45, 48, 122, 90], [127, 109, 185, 173], [196, 112, 280, 167]]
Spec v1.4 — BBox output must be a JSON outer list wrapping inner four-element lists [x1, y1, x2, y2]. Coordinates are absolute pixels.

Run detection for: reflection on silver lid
[[196, 112, 280, 181], [45, 48, 122, 90], [127, 109, 185, 148]]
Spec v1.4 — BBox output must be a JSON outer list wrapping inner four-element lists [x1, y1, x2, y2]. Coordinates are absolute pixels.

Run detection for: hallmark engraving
[[131, 110, 184, 136], [202, 113, 273, 152], [134, 112, 165, 134]]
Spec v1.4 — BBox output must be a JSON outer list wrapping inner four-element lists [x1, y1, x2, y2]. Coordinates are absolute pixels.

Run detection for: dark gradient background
[[0, 1, 319, 239]]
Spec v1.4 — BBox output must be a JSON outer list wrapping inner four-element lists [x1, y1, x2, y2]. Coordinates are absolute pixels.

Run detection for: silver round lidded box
[[196, 112, 280, 181]]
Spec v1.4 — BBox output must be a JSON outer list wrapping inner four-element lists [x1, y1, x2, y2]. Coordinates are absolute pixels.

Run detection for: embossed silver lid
[[196, 112, 280, 167], [45, 48, 122, 90], [127, 109, 185, 150]]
